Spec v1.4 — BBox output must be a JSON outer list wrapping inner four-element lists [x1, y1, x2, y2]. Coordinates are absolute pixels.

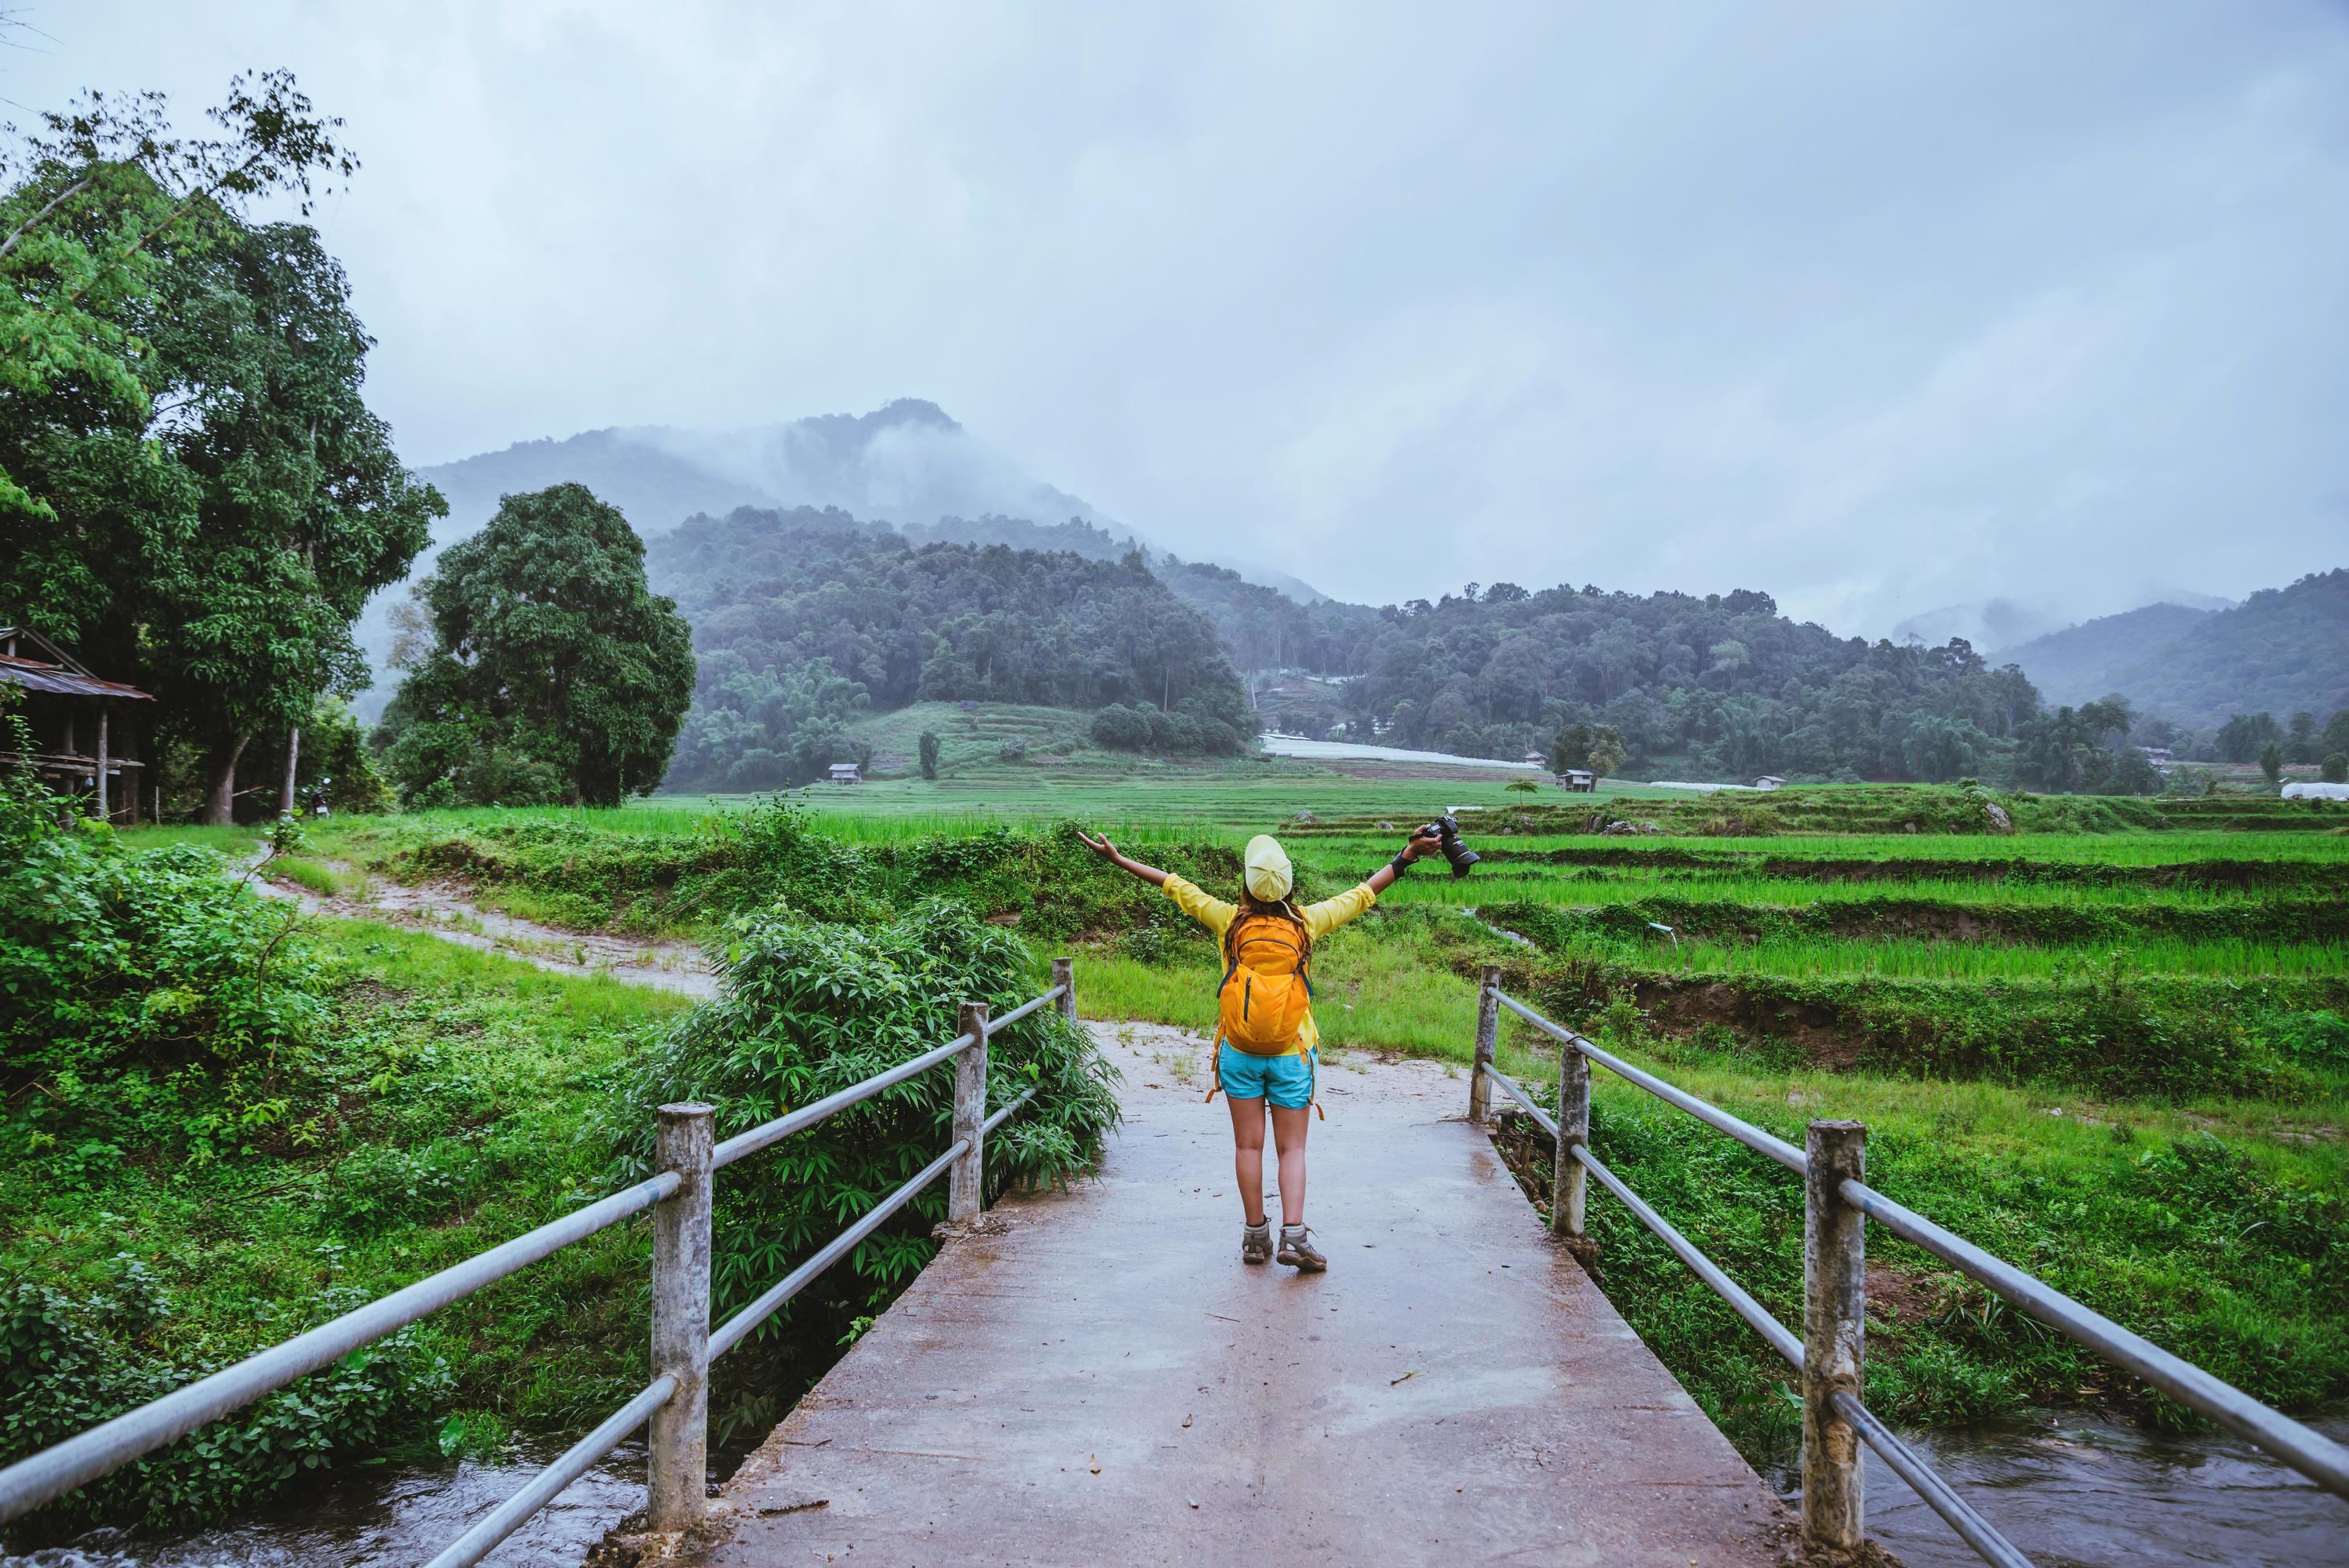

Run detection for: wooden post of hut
[[0, 626, 156, 822]]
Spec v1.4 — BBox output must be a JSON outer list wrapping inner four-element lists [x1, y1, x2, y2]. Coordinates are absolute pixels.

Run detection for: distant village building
[[1523, 751, 1547, 766], [2135, 746, 2175, 767], [1752, 775, 1787, 790], [1557, 769, 1596, 793], [827, 762, 863, 785], [0, 626, 154, 822]]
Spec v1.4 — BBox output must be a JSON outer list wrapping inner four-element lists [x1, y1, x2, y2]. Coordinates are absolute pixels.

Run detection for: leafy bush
[[2, 793, 326, 1162], [0, 1259, 450, 1536], [599, 898, 1118, 1344], [1088, 701, 1247, 756]]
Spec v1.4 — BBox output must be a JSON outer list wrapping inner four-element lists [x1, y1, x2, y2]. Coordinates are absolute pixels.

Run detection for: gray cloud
[[14, 2, 2348, 634]]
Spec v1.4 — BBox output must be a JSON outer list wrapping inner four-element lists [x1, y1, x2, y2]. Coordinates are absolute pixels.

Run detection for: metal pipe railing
[[1843, 1176, 2349, 1498], [1478, 979, 2349, 1562], [423, 1376, 678, 1568], [1472, 982, 2015, 1566], [0, 1168, 682, 1526], [1490, 988, 1803, 1170], [708, 1134, 970, 1360], [1833, 1390, 2034, 1568], [0, 957, 1083, 1555]]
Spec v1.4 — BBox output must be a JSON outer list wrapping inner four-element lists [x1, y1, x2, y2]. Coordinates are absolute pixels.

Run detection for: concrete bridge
[[677, 1028, 1789, 1566]]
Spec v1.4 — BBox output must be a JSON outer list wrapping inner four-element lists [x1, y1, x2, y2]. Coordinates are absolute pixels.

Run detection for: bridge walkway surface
[[682, 1024, 1793, 1566]]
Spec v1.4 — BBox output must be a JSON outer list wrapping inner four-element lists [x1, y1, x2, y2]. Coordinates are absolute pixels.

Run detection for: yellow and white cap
[[1243, 834, 1294, 902]]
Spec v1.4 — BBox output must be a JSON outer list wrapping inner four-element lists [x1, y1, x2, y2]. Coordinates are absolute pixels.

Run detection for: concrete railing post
[[950, 1002, 990, 1222], [1051, 955, 1078, 1024], [648, 1102, 714, 1534], [1802, 1118, 1867, 1553], [1551, 1039, 1590, 1238], [1469, 965, 1500, 1122]]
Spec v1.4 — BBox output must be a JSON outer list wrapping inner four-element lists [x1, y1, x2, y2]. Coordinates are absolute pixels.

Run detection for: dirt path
[[250, 853, 721, 998]]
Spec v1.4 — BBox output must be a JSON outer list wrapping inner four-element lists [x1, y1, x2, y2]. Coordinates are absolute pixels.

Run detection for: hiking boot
[[1277, 1224, 1327, 1274], [1241, 1221, 1273, 1265]]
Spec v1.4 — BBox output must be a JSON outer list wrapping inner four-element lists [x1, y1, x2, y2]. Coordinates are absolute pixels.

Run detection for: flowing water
[[16, 1410, 2343, 1566], [1773, 1410, 2349, 1567], [2, 1444, 646, 1568]]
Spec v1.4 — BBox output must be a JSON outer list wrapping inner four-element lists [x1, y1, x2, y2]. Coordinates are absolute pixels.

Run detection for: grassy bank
[[1, 818, 1117, 1544], [2, 917, 688, 1538]]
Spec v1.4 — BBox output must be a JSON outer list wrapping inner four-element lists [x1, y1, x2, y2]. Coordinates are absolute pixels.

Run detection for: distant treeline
[[1258, 582, 2074, 785], [647, 507, 1252, 790]]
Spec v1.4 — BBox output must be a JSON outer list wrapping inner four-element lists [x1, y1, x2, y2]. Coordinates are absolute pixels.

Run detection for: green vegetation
[[646, 507, 1253, 790], [0, 776, 1118, 1542], [600, 899, 1118, 1354], [2029, 570, 2347, 732], [0, 75, 444, 823], [376, 482, 696, 807], [0, 784, 691, 1535]]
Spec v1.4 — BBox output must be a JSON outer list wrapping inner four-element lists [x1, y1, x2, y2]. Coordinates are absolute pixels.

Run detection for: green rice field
[[174, 778, 2348, 1469]]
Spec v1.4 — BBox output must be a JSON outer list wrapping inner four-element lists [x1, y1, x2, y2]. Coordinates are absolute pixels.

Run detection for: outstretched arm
[[1367, 829, 1444, 895], [1076, 829, 1169, 887]]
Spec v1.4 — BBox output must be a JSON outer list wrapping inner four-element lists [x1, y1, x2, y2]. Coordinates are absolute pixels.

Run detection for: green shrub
[[2, 798, 326, 1162], [598, 898, 1119, 1346], [0, 1257, 450, 1537]]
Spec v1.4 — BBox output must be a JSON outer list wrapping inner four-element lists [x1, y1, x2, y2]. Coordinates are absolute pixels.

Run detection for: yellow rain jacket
[[1160, 874, 1379, 1056]]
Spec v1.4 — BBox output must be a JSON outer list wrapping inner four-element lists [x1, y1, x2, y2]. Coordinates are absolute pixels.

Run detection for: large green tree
[[0, 74, 436, 821], [381, 483, 694, 806], [154, 219, 443, 819]]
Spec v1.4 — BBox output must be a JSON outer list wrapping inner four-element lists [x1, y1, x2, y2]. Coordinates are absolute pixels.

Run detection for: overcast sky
[[11, 2, 2348, 635]]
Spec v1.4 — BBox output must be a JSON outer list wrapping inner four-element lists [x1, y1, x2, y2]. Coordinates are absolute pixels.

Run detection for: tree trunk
[[280, 726, 301, 817], [202, 732, 251, 826]]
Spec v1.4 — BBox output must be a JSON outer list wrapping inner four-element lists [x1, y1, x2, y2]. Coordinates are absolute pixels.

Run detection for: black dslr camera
[[1418, 814, 1479, 878]]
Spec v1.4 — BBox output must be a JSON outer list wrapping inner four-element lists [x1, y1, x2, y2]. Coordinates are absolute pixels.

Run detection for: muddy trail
[[250, 853, 720, 998]]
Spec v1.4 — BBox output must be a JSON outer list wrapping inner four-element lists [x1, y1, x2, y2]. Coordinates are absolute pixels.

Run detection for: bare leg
[[1270, 1104, 1311, 1226], [1226, 1094, 1267, 1226]]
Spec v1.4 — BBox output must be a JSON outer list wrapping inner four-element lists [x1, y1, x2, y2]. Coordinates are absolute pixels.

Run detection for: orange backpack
[[1216, 906, 1313, 1055]]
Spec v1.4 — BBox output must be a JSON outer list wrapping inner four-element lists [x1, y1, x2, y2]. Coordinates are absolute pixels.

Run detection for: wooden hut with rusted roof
[[0, 626, 154, 822]]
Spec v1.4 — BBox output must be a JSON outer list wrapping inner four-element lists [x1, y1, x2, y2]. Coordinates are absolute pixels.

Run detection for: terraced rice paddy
[[268, 782, 2349, 1481]]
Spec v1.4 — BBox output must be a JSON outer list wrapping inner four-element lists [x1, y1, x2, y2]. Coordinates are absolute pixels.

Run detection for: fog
[[12, 2, 2348, 637]]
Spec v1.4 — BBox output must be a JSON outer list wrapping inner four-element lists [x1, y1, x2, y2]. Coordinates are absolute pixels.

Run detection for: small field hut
[[0, 626, 154, 822], [827, 762, 863, 785], [1557, 769, 1596, 792]]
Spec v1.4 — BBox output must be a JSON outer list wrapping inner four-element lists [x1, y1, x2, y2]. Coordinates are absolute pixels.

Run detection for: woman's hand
[[1404, 830, 1443, 862], [1077, 827, 1170, 887]]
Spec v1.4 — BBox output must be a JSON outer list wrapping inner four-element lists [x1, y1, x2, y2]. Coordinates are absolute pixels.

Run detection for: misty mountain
[[1997, 602, 2219, 708], [2090, 570, 2349, 730], [1889, 598, 2067, 653], [353, 399, 1324, 716], [1888, 590, 2236, 654]]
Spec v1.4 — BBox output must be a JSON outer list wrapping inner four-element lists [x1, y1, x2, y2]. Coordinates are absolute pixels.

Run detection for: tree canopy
[[378, 483, 694, 806], [1270, 582, 2044, 782], [0, 74, 438, 820], [646, 507, 1252, 790]]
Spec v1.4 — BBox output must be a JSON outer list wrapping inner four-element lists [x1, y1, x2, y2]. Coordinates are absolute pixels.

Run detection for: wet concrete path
[[686, 1025, 1790, 1566]]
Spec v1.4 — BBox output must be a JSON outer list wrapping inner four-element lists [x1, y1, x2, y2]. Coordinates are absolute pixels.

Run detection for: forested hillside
[[2095, 570, 2349, 730], [1999, 602, 2216, 708], [1295, 584, 2044, 782], [647, 507, 1251, 790]]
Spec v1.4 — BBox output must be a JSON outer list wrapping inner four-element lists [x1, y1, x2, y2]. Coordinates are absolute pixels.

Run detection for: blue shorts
[[1218, 1043, 1316, 1109]]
